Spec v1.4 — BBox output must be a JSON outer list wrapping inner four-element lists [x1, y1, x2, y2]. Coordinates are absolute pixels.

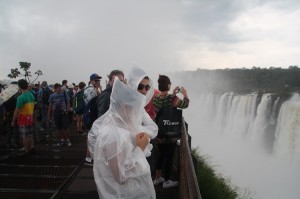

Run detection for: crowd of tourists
[[0, 67, 190, 198]]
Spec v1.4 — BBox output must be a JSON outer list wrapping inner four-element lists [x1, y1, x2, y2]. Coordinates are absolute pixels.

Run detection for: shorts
[[54, 110, 69, 130], [19, 125, 34, 138]]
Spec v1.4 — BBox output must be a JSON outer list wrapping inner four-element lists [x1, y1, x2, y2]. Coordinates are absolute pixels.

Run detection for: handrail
[[179, 118, 202, 199]]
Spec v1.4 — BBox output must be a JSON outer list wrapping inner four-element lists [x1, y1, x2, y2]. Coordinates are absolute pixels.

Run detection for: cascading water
[[273, 93, 300, 162], [194, 93, 278, 145], [184, 91, 300, 199]]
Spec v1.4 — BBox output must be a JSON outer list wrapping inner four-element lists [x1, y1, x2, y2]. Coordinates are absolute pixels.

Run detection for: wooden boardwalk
[[0, 125, 178, 199]]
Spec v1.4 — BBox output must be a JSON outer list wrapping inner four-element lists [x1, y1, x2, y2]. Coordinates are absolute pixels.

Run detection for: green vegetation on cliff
[[192, 149, 238, 199]]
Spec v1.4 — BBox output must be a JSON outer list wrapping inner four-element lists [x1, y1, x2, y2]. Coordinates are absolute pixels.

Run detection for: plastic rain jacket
[[92, 78, 156, 199], [88, 67, 158, 158], [126, 67, 158, 156]]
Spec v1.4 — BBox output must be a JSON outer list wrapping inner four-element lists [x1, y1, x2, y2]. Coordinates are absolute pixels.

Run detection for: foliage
[[7, 62, 43, 83], [176, 66, 300, 94], [192, 148, 238, 199]]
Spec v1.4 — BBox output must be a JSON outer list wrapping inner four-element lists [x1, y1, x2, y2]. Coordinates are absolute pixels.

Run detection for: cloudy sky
[[0, 0, 300, 83]]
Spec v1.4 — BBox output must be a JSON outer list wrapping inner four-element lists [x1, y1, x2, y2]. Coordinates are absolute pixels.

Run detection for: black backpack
[[73, 90, 85, 114], [42, 87, 51, 105], [82, 96, 98, 130], [156, 107, 182, 139]]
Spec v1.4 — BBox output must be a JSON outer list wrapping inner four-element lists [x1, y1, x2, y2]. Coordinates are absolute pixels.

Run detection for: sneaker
[[38, 128, 45, 132], [163, 180, 178, 188], [154, 177, 165, 185], [56, 140, 65, 147], [80, 131, 88, 137], [84, 158, 93, 166], [66, 140, 72, 147]]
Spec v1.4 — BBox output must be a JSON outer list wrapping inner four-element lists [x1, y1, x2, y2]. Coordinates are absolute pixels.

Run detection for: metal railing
[[179, 118, 202, 199]]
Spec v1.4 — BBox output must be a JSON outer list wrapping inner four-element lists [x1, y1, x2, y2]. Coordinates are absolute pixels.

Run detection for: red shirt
[[145, 89, 160, 120]]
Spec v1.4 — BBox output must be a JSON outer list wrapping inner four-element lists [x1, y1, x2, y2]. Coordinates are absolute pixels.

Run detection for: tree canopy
[[7, 62, 43, 83], [174, 66, 300, 94]]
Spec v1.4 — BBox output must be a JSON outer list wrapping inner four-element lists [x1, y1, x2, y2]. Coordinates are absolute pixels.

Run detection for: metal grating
[[0, 126, 99, 199], [66, 179, 97, 192], [0, 165, 74, 176], [155, 184, 179, 199], [57, 193, 99, 199], [0, 149, 16, 153], [0, 192, 53, 199], [0, 176, 65, 190], [0, 157, 82, 166], [76, 168, 94, 177]]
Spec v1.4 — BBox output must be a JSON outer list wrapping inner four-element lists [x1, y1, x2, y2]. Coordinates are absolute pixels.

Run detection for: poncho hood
[[127, 67, 154, 106]]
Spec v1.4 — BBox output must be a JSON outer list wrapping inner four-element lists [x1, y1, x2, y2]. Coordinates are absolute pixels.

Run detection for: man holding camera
[[47, 83, 72, 147]]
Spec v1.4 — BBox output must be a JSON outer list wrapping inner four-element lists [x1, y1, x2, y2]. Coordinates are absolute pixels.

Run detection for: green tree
[[7, 62, 43, 83]]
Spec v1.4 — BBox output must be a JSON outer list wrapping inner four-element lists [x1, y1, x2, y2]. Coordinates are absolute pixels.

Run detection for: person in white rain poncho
[[126, 67, 158, 156], [91, 77, 157, 199], [88, 68, 158, 158]]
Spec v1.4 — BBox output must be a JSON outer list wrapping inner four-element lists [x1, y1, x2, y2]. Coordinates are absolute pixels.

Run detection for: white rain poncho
[[92, 78, 156, 199], [126, 67, 154, 106], [126, 67, 158, 156], [88, 67, 158, 158]]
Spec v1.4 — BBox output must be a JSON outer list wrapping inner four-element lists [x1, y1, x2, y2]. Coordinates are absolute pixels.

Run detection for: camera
[[177, 87, 182, 93]]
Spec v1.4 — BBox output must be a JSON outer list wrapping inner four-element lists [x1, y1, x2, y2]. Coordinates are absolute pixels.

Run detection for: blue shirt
[[48, 92, 70, 111]]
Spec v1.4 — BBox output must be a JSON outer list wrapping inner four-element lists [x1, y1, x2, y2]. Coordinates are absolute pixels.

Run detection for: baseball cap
[[41, 81, 48, 87], [90, 73, 102, 81]]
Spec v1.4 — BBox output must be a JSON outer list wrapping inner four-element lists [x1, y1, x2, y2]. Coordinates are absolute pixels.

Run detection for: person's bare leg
[[61, 129, 67, 140], [23, 137, 30, 152], [79, 116, 83, 132], [29, 136, 34, 149], [76, 115, 80, 133], [155, 170, 162, 180]]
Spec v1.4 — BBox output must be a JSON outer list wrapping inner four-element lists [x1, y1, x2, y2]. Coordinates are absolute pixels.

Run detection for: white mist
[[183, 92, 300, 199]]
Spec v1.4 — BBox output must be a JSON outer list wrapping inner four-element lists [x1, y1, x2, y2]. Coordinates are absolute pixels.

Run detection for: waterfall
[[185, 92, 300, 199], [273, 94, 300, 161], [195, 93, 279, 148], [251, 94, 273, 145], [193, 92, 300, 159]]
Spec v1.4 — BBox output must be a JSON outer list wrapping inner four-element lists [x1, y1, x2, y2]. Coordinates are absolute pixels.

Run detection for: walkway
[[0, 125, 178, 199]]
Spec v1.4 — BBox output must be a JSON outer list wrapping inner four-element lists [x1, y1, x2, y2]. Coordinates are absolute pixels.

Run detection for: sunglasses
[[138, 84, 151, 91], [94, 79, 100, 82]]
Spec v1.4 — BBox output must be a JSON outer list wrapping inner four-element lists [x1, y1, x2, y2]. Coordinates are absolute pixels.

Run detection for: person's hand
[[136, 133, 149, 151], [181, 87, 187, 97], [173, 86, 180, 95], [96, 84, 102, 93]]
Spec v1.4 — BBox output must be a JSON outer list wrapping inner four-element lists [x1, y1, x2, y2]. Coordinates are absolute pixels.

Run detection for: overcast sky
[[1, 0, 300, 84]]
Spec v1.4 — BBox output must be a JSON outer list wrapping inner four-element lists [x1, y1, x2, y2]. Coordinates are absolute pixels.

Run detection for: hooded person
[[126, 67, 158, 155], [92, 78, 156, 199], [126, 67, 154, 106], [88, 67, 158, 158]]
